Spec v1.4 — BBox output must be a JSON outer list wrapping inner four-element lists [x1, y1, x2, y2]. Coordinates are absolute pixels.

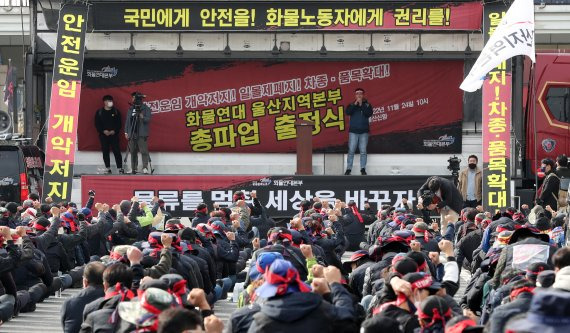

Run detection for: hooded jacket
[[553, 265, 570, 291], [247, 283, 356, 333]]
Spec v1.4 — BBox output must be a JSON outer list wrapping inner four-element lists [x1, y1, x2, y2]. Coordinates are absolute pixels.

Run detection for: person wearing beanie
[[488, 279, 535, 333], [526, 262, 552, 284], [192, 203, 209, 227], [248, 260, 357, 332], [536, 270, 556, 289], [95, 94, 124, 174], [413, 222, 439, 252], [0, 202, 19, 228], [342, 250, 373, 298], [506, 289, 570, 333]]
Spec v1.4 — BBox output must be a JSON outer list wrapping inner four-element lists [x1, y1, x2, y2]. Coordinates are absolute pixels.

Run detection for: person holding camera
[[345, 88, 373, 176], [417, 176, 464, 233], [125, 92, 152, 174], [94, 95, 123, 174]]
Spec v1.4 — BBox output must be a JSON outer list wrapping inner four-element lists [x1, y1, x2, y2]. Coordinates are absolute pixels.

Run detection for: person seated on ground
[[61, 262, 106, 333]]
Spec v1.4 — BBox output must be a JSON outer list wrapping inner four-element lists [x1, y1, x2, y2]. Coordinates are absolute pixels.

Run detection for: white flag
[[460, 0, 535, 92]]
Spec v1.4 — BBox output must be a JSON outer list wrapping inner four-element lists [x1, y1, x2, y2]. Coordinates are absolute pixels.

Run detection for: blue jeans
[[347, 132, 369, 170]]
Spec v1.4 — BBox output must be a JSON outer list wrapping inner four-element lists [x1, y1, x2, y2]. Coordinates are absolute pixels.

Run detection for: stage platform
[[79, 174, 431, 218]]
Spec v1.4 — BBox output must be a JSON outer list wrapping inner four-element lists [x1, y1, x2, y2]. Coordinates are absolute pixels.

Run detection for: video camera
[[132, 92, 146, 111], [419, 190, 436, 207]]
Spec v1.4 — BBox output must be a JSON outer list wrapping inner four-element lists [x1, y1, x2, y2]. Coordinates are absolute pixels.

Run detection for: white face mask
[[105, 101, 113, 108]]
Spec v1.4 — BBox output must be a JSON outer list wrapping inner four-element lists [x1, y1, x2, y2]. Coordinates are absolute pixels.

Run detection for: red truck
[[524, 52, 570, 184]]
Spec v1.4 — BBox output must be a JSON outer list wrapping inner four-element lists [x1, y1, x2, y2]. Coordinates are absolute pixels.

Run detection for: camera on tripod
[[447, 155, 461, 186], [132, 92, 146, 112]]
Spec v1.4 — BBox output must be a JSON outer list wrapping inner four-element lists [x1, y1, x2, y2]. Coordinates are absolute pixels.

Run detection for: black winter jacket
[[61, 285, 104, 333], [248, 283, 356, 333], [418, 176, 464, 214]]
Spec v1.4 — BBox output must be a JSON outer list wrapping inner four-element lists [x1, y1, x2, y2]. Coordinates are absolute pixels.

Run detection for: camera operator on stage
[[125, 92, 152, 174], [94, 95, 124, 174]]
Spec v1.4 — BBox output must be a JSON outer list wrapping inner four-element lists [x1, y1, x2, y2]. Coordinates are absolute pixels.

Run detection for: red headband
[[510, 286, 534, 301], [170, 279, 187, 305], [417, 306, 452, 330], [413, 227, 429, 243], [195, 207, 208, 214], [34, 223, 48, 231], [105, 282, 134, 301], [270, 232, 293, 243], [264, 267, 310, 296], [350, 205, 364, 223], [446, 319, 477, 333], [411, 275, 433, 290]]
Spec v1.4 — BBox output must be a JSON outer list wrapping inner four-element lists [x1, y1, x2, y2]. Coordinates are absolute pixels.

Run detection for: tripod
[[123, 106, 154, 174]]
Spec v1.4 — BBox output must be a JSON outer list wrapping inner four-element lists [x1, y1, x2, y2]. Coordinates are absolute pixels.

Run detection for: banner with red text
[[78, 60, 464, 154], [43, 3, 88, 202]]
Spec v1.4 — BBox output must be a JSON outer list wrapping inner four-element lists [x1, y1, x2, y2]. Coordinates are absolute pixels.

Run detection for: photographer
[[94, 95, 123, 174], [125, 92, 152, 174], [417, 176, 464, 232]]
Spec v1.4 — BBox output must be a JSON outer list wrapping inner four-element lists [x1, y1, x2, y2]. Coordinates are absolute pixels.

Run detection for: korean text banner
[[43, 3, 89, 202], [91, 1, 483, 32], [482, 3, 512, 211], [81, 174, 433, 218], [78, 60, 464, 154]]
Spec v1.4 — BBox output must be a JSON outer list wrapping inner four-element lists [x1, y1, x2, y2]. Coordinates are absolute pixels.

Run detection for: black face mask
[[468, 163, 477, 170]]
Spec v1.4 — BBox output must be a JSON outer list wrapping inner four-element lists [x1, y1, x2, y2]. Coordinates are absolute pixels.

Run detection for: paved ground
[[0, 251, 471, 332]]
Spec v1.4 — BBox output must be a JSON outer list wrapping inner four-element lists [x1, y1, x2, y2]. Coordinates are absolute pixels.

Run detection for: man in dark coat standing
[[345, 88, 373, 176], [61, 262, 105, 333], [94, 95, 123, 174]]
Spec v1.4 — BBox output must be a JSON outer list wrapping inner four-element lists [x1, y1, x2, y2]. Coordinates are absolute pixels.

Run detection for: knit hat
[[535, 217, 552, 232], [413, 222, 430, 242], [5, 202, 18, 214], [33, 217, 51, 231], [118, 288, 177, 329], [255, 259, 311, 299], [536, 270, 556, 288], [210, 220, 226, 234], [507, 290, 570, 333], [249, 252, 284, 280]]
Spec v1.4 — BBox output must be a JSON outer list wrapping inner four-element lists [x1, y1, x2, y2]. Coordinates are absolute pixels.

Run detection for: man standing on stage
[[345, 88, 373, 176], [125, 92, 152, 174], [457, 155, 482, 208], [94, 95, 123, 174]]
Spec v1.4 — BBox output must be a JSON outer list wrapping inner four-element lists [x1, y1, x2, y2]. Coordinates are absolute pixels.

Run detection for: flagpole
[[531, 60, 538, 194]]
